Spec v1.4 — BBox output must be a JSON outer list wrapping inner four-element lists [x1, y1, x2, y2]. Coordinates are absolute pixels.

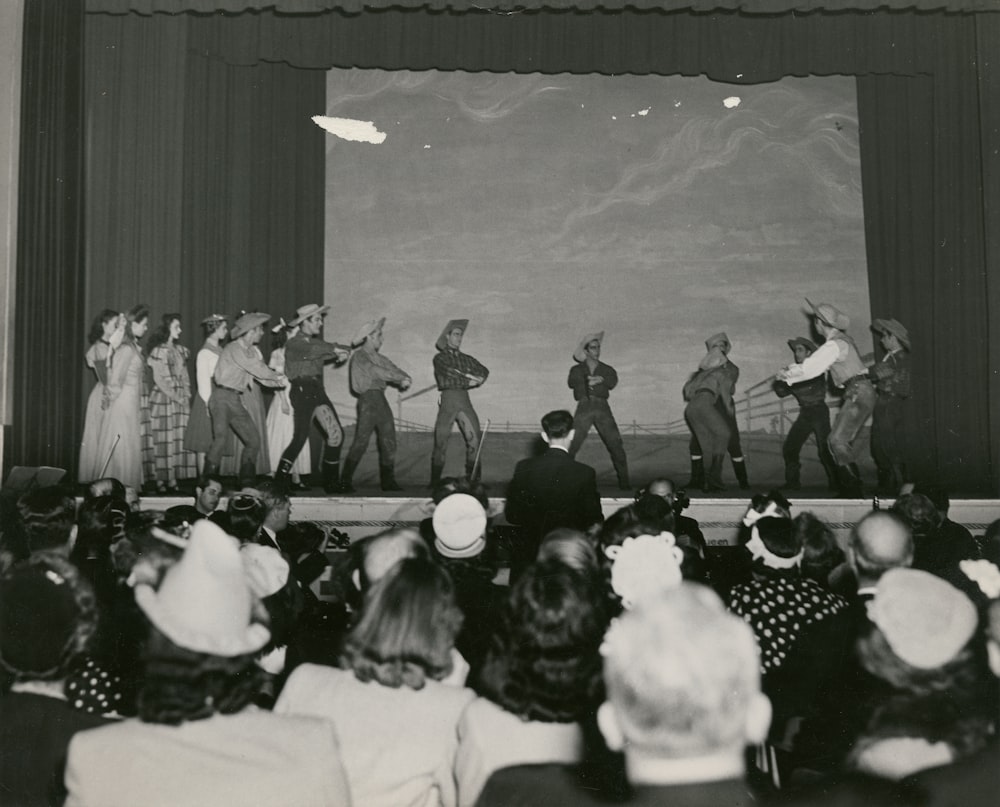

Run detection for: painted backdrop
[[321, 70, 871, 429]]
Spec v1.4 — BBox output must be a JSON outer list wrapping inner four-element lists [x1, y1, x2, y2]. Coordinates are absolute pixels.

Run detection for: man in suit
[[505, 409, 603, 580]]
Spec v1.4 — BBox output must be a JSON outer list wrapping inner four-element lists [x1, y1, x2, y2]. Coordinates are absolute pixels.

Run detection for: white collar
[[548, 444, 570, 453], [10, 680, 67, 701], [625, 748, 745, 786]]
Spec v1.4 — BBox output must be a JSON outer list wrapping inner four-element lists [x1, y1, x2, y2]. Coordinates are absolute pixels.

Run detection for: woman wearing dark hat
[[773, 337, 838, 491], [0, 554, 112, 807], [870, 318, 912, 495], [777, 300, 875, 497]]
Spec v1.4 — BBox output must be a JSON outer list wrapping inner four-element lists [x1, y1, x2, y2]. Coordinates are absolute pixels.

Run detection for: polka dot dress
[[728, 576, 847, 672], [65, 657, 125, 716]]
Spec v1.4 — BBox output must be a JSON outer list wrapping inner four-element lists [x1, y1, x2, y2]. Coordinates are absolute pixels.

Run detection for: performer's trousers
[[432, 389, 482, 475], [829, 378, 876, 466], [871, 395, 905, 479], [569, 399, 629, 485], [281, 377, 342, 465], [346, 390, 396, 467], [206, 388, 258, 468], [689, 401, 744, 459], [685, 391, 731, 458], [783, 403, 836, 486]]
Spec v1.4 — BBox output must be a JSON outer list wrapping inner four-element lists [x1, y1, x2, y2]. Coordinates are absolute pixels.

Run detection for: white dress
[[266, 347, 310, 475]]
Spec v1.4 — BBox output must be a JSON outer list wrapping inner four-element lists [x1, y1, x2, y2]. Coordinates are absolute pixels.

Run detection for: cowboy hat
[[231, 312, 270, 338], [787, 336, 817, 353], [573, 331, 604, 363], [351, 316, 386, 347], [288, 303, 330, 327], [871, 318, 911, 350], [805, 299, 850, 331], [436, 319, 469, 351], [704, 332, 731, 353], [133, 519, 270, 657]]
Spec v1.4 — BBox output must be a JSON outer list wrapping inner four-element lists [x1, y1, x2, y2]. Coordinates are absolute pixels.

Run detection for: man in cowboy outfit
[[341, 317, 412, 492], [777, 300, 876, 498], [773, 336, 838, 491], [687, 332, 749, 491], [431, 318, 489, 488], [274, 303, 352, 494], [567, 331, 630, 490], [869, 317, 912, 494], [202, 312, 286, 490]]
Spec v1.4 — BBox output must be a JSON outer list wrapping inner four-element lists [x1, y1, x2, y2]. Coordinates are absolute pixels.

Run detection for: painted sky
[[322, 70, 870, 427]]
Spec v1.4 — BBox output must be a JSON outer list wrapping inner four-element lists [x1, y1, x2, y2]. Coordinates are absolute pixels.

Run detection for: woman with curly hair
[[0, 553, 112, 806], [276, 555, 475, 807], [64, 519, 350, 807], [454, 558, 611, 806], [78, 309, 122, 483], [145, 313, 196, 491]]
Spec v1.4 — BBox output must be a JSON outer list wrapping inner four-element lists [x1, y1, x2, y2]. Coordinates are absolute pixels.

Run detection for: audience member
[[505, 409, 604, 581], [846, 511, 914, 608], [64, 519, 350, 807], [275, 556, 474, 807], [225, 492, 267, 544], [477, 583, 771, 806], [796, 512, 845, 591], [163, 475, 224, 527], [537, 527, 601, 578], [638, 477, 705, 554], [908, 482, 979, 560], [69, 495, 130, 616], [84, 477, 127, 501], [0, 554, 112, 807], [16, 485, 78, 557], [892, 493, 978, 593], [457, 559, 611, 805]]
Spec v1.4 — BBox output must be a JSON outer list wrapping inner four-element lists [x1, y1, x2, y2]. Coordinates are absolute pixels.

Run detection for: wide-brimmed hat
[[351, 316, 386, 347], [133, 519, 270, 657], [704, 332, 731, 353], [288, 303, 330, 327], [231, 312, 270, 338], [806, 299, 850, 331], [432, 493, 487, 559], [787, 336, 817, 354], [869, 568, 977, 669], [573, 331, 604, 362], [200, 313, 228, 325], [871, 318, 911, 350], [436, 319, 469, 351]]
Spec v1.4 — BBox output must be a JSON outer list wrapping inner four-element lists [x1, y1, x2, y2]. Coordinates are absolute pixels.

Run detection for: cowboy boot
[[237, 460, 257, 491], [338, 458, 357, 494], [687, 456, 705, 490], [431, 460, 445, 490], [380, 464, 403, 492], [703, 454, 726, 493], [732, 456, 750, 490], [274, 457, 294, 490], [615, 460, 631, 492], [836, 465, 864, 499], [198, 460, 218, 488], [323, 454, 343, 494]]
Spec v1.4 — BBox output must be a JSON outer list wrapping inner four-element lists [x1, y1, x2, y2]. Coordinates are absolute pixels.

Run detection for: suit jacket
[[505, 447, 603, 541], [65, 707, 351, 807]]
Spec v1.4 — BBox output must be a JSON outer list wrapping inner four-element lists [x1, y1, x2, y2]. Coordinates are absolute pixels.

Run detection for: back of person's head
[[17, 486, 77, 554], [0, 553, 98, 682], [342, 555, 462, 689], [358, 527, 430, 592], [795, 512, 844, 586], [633, 493, 676, 534], [73, 495, 129, 559], [745, 516, 801, 576], [600, 583, 769, 758], [432, 476, 490, 511], [541, 409, 574, 440], [909, 482, 949, 518], [478, 558, 610, 722], [890, 493, 940, 539], [85, 477, 127, 501], [599, 503, 673, 553], [538, 528, 600, 577], [111, 510, 186, 582], [850, 511, 914, 585], [255, 480, 289, 514], [226, 493, 267, 543]]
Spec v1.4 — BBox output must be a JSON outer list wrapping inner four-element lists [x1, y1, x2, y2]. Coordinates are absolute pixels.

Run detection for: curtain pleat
[[11, 0, 86, 476]]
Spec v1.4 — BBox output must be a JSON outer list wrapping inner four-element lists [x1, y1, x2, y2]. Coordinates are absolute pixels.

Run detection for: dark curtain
[[10, 0, 86, 477]]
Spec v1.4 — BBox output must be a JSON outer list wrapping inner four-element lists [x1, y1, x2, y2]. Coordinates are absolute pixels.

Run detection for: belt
[[215, 385, 245, 393]]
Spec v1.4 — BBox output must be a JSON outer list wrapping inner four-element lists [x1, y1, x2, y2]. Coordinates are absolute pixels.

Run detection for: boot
[[732, 457, 750, 490], [614, 460, 631, 492], [237, 460, 257, 491], [836, 464, 864, 498], [198, 460, 218, 487], [323, 456, 342, 494], [431, 461, 445, 490], [274, 457, 294, 490], [380, 464, 403, 492], [687, 456, 705, 490], [703, 454, 726, 492], [338, 458, 357, 494], [465, 460, 482, 484]]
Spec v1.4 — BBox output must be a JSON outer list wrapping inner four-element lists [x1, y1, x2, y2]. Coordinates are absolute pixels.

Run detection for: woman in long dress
[[183, 314, 230, 477], [79, 309, 121, 483], [266, 320, 311, 490], [146, 313, 197, 491], [94, 304, 150, 489]]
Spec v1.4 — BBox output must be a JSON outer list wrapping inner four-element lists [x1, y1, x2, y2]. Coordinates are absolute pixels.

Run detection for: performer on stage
[[683, 339, 733, 493], [146, 313, 197, 491], [773, 337, 837, 491], [687, 333, 749, 490], [431, 318, 489, 487], [202, 312, 286, 490], [342, 317, 412, 492], [777, 300, 875, 498], [869, 318, 912, 494], [184, 314, 229, 477], [79, 309, 121, 484], [274, 303, 352, 494], [567, 331, 630, 490]]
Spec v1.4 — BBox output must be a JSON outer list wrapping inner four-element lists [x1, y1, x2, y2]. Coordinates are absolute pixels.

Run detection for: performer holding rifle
[[431, 319, 489, 487]]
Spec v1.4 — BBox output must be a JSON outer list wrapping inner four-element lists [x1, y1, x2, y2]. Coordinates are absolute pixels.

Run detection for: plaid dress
[[147, 343, 197, 483]]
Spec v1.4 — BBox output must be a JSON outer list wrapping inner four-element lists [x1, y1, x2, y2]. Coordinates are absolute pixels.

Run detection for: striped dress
[[147, 343, 197, 483]]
